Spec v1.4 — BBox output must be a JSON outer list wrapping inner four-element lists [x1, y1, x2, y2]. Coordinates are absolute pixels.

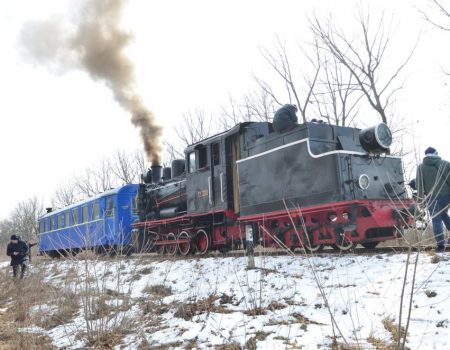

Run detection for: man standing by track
[[416, 147, 450, 252], [6, 234, 29, 279]]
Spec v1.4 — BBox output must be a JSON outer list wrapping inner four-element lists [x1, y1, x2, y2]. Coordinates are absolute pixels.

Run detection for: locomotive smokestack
[[19, 0, 162, 164], [151, 165, 162, 184]]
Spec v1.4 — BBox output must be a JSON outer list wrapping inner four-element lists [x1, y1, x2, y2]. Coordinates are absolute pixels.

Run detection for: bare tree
[[220, 88, 277, 130], [162, 140, 184, 165], [0, 196, 45, 242], [310, 8, 416, 126], [175, 109, 216, 146], [51, 181, 81, 209], [257, 36, 321, 123], [420, 0, 450, 31], [312, 53, 362, 126]]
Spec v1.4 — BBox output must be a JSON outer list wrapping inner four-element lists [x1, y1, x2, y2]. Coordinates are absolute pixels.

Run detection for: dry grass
[[0, 266, 57, 349], [382, 317, 407, 344], [174, 294, 233, 321]]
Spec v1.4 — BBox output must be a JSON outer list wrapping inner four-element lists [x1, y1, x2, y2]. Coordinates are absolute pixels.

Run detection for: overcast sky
[[1, 0, 449, 220]]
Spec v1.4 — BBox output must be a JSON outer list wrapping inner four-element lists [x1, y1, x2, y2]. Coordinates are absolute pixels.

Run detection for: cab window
[[197, 146, 207, 169], [106, 198, 115, 217], [188, 152, 196, 173], [212, 143, 220, 165]]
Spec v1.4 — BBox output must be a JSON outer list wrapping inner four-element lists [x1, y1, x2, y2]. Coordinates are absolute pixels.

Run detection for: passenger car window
[[73, 209, 79, 225], [82, 206, 88, 223], [188, 152, 196, 173], [39, 221, 45, 233], [65, 211, 70, 227], [106, 198, 115, 217], [93, 201, 100, 220], [58, 214, 64, 228]]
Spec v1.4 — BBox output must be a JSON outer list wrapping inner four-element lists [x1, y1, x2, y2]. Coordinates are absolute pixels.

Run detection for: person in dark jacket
[[6, 234, 29, 278], [416, 147, 450, 252]]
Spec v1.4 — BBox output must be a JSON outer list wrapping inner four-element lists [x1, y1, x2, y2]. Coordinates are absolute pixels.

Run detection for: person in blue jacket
[[6, 234, 29, 279]]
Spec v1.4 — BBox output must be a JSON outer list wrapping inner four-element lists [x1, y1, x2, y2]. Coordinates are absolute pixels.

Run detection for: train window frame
[[212, 142, 220, 166], [45, 219, 49, 232], [93, 201, 100, 220], [82, 206, 88, 223], [39, 221, 45, 233], [188, 152, 196, 173], [51, 216, 57, 231], [73, 208, 79, 225], [65, 211, 70, 227], [58, 214, 64, 229], [131, 196, 138, 215], [106, 197, 115, 217], [197, 145, 208, 169]]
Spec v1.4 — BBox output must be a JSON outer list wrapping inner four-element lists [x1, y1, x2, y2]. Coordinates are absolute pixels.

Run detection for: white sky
[[0, 0, 449, 220]]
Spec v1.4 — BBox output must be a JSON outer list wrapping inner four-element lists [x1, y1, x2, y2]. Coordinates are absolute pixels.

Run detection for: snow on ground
[[5, 252, 450, 349]]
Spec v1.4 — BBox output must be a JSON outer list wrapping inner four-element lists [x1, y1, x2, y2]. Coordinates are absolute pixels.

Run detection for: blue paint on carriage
[[38, 184, 139, 253]]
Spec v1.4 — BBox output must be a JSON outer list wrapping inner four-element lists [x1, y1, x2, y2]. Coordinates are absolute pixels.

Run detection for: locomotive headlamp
[[359, 123, 392, 153], [358, 174, 370, 190]]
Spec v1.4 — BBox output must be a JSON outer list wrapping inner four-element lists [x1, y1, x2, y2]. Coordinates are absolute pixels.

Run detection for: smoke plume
[[20, 0, 162, 164]]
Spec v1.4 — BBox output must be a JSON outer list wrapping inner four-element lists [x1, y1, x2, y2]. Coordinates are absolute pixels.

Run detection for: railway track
[[36, 244, 448, 263], [123, 244, 447, 263]]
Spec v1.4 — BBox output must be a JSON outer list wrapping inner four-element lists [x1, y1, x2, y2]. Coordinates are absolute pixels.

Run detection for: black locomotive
[[133, 105, 412, 254]]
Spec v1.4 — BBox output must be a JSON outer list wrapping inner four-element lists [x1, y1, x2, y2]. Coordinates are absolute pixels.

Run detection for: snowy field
[[3, 252, 450, 349]]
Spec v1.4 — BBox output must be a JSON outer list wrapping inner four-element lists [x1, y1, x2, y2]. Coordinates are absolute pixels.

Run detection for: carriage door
[[211, 142, 225, 210], [104, 196, 116, 242]]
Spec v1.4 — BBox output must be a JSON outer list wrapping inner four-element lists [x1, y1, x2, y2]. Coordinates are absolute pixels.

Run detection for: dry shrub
[[174, 294, 233, 321], [243, 307, 267, 316], [382, 317, 407, 343], [245, 331, 270, 350], [214, 344, 242, 350], [142, 284, 172, 297]]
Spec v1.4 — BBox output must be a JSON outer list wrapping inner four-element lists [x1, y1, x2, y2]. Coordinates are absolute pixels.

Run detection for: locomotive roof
[[40, 183, 137, 219], [184, 122, 266, 152]]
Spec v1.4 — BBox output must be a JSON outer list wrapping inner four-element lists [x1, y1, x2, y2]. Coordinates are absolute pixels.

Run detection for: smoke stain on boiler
[[19, 0, 162, 165]]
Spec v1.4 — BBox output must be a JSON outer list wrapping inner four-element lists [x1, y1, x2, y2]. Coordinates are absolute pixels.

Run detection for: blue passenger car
[[38, 184, 139, 256]]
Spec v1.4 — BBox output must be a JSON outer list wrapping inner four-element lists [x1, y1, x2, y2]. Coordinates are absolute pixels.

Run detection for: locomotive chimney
[[46, 207, 53, 213], [151, 165, 162, 183]]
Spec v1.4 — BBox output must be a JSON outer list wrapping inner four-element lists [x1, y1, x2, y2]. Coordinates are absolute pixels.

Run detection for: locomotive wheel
[[303, 243, 324, 253], [177, 231, 191, 256], [165, 233, 177, 255], [361, 242, 379, 249], [332, 240, 355, 251], [196, 229, 210, 255]]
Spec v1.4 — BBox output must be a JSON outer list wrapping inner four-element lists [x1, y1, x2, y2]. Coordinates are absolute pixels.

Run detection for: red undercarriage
[[132, 199, 414, 254]]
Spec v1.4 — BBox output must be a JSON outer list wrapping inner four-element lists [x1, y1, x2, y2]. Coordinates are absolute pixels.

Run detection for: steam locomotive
[[132, 106, 413, 255]]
